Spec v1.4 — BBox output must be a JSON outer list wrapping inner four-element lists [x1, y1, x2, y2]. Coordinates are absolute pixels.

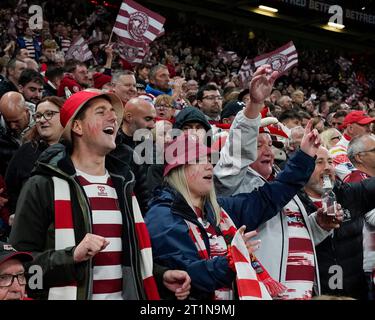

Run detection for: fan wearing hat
[[214, 66, 344, 299], [0, 242, 33, 300], [329, 110, 375, 181], [145, 65, 325, 300], [9, 90, 191, 300], [146, 106, 212, 194]]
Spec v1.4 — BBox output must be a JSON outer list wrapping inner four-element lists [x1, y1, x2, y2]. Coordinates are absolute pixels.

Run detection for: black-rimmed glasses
[[33, 110, 59, 122], [0, 273, 27, 287]]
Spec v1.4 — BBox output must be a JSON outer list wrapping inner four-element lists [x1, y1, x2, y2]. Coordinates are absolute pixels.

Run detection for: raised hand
[[245, 65, 279, 118], [105, 44, 114, 57], [300, 119, 321, 157]]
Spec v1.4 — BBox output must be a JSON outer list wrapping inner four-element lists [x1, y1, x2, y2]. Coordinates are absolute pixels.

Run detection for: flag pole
[[107, 29, 114, 46]]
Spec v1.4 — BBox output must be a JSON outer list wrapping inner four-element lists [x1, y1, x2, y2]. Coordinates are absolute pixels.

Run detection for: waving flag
[[113, 0, 166, 46], [238, 57, 254, 88], [65, 36, 93, 62], [254, 41, 298, 74], [115, 41, 148, 65], [218, 49, 239, 64]]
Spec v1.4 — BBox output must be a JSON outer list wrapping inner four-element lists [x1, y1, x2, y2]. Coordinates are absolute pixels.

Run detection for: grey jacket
[[213, 111, 331, 296]]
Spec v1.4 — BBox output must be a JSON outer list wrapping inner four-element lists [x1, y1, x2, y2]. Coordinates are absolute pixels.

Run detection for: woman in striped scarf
[[145, 65, 321, 299]]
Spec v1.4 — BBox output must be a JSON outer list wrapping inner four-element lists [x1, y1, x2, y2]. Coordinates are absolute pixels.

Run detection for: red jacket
[[57, 74, 83, 97], [0, 175, 10, 225]]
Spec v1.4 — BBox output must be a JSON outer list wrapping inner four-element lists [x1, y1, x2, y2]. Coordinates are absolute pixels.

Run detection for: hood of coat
[[173, 106, 212, 132], [32, 141, 134, 182]]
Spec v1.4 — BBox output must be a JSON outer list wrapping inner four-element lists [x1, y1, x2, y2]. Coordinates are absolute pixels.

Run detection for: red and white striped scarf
[[49, 176, 160, 300], [185, 208, 286, 300]]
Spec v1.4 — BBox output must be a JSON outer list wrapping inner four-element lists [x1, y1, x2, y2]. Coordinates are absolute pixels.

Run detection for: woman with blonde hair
[[154, 94, 175, 121], [145, 65, 320, 300], [320, 128, 342, 150]]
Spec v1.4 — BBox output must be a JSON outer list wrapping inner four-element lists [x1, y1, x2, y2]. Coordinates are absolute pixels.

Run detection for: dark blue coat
[[145, 150, 315, 299]]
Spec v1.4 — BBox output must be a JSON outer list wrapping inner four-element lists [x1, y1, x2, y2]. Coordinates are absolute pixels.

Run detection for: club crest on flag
[[128, 11, 149, 42], [118, 42, 139, 62], [266, 54, 288, 73], [254, 41, 298, 76]]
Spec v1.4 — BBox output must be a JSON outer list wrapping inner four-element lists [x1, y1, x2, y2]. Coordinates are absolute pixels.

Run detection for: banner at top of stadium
[[279, 0, 375, 25]]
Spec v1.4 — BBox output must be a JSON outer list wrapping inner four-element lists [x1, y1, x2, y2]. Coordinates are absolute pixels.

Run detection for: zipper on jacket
[[173, 209, 212, 257], [279, 210, 284, 282], [41, 163, 94, 300], [112, 172, 144, 300]]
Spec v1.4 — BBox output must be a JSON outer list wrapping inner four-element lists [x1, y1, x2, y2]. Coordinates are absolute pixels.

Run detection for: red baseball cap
[[163, 134, 211, 177], [60, 90, 123, 142], [343, 111, 375, 128], [0, 242, 33, 266]]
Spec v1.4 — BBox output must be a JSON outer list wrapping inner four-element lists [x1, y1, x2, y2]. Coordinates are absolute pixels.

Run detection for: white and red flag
[[115, 41, 148, 65], [217, 49, 239, 64], [113, 0, 166, 46], [238, 57, 254, 88], [65, 36, 93, 62], [254, 41, 298, 74]]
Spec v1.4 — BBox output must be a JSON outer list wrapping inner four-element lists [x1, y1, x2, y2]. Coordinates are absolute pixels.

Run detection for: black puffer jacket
[[298, 178, 375, 299], [113, 130, 151, 214], [0, 121, 21, 176], [5, 140, 49, 213]]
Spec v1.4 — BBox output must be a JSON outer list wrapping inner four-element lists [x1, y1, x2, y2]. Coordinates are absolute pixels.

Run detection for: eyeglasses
[[33, 110, 59, 122], [0, 273, 27, 287], [330, 136, 341, 141], [202, 95, 223, 101], [155, 104, 173, 109]]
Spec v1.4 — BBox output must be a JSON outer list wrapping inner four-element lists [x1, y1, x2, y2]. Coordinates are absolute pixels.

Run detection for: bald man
[[110, 98, 156, 214], [0, 92, 33, 175], [119, 97, 156, 149]]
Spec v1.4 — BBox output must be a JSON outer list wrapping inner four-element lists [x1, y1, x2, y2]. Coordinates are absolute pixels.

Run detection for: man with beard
[[57, 59, 91, 97], [18, 69, 44, 111], [299, 146, 375, 299], [111, 97, 156, 214], [145, 64, 172, 98], [214, 65, 341, 299], [197, 84, 223, 123]]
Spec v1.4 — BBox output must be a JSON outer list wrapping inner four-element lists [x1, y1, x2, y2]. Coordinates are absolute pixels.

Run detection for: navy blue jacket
[[145, 150, 315, 299]]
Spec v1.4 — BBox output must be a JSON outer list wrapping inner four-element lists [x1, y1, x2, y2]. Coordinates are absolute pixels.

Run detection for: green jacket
[[10, 143, 167, 300]]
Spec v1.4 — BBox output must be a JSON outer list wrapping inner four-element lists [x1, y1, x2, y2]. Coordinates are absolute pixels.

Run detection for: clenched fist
[[73, 233, 110, 263]]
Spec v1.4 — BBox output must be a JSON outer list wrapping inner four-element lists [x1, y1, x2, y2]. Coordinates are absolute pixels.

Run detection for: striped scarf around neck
[[185, 208, 286, 300], [48, 176, 160, 300]]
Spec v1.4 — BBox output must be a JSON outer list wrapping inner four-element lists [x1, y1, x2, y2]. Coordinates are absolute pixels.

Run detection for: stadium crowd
[[1, 0, 375, 301]]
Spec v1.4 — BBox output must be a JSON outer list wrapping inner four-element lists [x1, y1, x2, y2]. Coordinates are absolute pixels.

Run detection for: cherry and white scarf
[[185, 208, 286, 300], [48, 176, 160, 300]]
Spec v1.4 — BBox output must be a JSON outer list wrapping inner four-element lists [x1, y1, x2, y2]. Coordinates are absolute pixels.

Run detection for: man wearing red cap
[[0, 241, 33, 300], [10, 90, 191, 300], [329, 110, 375, 181]]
